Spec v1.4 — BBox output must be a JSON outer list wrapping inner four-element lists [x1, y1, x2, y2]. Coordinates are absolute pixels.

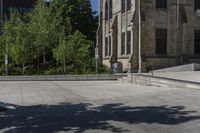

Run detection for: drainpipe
[[138, 0, 142, 73], [176, 0, 180, 65], [108, 0, 111, 61], [96, 25, 100, 74], [125, 0, 128, 71]]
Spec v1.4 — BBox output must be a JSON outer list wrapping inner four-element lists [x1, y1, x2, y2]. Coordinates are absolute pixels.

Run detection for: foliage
[[53, 31, 93, 74], [0, 0, 100, 75]]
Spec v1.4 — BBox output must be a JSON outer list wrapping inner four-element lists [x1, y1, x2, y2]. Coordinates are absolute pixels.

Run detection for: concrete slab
[[147, 71, 200, 83], [0, 81, 200, 133]]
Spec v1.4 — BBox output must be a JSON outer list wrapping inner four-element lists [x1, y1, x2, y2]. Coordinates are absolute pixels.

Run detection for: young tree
[[10, 22, 34, 74], [50, 0, 98, 52], [29, 0, 52, 65], [53, 31, 92, 74]]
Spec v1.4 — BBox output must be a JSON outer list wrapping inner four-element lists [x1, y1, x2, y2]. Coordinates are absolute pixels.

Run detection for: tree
[[0, 0, 99, 75], [53, 31, 92, 74], [1, 10, 35, 74], [50, 0, 98, 52], [10, 21, 34, 74], [29, 0, 52, 65]]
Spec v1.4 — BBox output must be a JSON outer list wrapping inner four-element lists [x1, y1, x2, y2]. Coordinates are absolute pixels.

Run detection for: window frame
[[105, 37, 109, 57], [156, 28, 167, 55], [109, 36, 112, 56], [156, 0, 167, 9], [105, 1, 109, 21], [194, 0, 200, 12], [127, 0, 132, 11], [121, 0, 126, 14], [126, 31, 131, 55], [194, 30, 200, 55], [121, 32, 126, 55], [109, 0, 112, 20]]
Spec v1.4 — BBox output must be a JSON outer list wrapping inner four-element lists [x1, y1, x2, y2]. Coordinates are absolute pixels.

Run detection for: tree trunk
[[22, 63, 25, 75], [43, 48, 46, 63], [63, 56, 66, 73]]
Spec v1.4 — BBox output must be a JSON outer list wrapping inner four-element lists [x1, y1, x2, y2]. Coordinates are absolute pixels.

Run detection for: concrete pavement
[[0, 81, 200, 133]]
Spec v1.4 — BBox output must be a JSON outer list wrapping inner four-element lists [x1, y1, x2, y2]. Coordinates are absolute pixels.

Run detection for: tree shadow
[[0, 102, 200, 133], [0, 106, 7, 112]]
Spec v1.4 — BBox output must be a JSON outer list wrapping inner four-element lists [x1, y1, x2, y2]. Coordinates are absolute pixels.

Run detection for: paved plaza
[[0, 81, 200, 133]]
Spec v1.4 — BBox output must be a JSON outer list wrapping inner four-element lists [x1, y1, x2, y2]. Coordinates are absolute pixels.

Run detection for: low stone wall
[[126, 74, 200, 89], [0, 74, 124, 81]]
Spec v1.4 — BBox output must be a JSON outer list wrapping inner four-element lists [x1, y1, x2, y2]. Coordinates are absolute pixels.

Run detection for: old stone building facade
[[97, 0, 200, 72]]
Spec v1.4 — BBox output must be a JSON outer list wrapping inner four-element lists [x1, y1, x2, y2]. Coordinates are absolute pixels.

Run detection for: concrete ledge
[[125, 74, 200, 89], [153, 63, 200, 72], [0, 74, 124, 81]]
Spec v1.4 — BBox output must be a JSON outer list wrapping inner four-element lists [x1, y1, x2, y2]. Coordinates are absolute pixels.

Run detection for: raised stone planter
[[0, 74, 124, 81]]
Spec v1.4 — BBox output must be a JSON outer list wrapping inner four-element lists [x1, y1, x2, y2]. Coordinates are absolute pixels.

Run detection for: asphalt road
[[0, 81, 200, 133]]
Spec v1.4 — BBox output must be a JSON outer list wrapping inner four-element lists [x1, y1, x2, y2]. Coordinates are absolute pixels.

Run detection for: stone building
[[97, 0, 200, 72]]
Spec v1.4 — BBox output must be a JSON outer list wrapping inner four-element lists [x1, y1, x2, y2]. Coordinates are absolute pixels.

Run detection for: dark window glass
[[156, 0, 167, 9], [156, 29, 167, 55], [105, 37, 108, 56], [195, 30, 200, 54], [105, 1, 108, 21], [109, 36, 112, 56], [127, 0, 132, 11], [121, 32, 125, 55], [109, 0, 112, 19], [121, 0, 125, 14], [195, 0, 200, 11], [127, 31, 131, 55]]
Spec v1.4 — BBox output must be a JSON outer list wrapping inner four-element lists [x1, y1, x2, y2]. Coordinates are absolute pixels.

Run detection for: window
[[105, 36, 111, 57], [156, 0, 167, 9], [127, 0, 132, 11], [121, 31, 132, 56], [195, 30, 200, 54], [195, 0, 200, 12], [109, 0, 112, 19], [156, 29, 167, 55], [105, 37, 108, 56], [105, 1, 109, 21], [121, 0, 126, 14], [127, 31, 131, 55], [121, 32, 125, 55], [109, 36, 112, 56]]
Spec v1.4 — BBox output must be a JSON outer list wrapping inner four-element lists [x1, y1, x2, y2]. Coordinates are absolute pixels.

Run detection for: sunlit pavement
[[0, 81, 200, 133]]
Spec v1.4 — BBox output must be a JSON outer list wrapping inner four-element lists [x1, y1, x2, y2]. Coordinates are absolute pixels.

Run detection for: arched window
[[109, 0, 112, 19], [105, 1, 109, 21], [121, 0, 126, 14]]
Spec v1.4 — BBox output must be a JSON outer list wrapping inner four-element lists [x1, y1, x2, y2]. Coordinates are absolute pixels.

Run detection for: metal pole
[[125, 0, 128, 56], [138, 0, 142, 73], [5, 44, 8, 76], [176, 0, 180, 65], [95, 36, 99, 74]]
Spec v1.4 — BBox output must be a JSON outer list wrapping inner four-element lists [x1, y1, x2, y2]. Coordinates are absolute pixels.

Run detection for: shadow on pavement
[[0, 106, 7, 112], [0, 102, 200, 133]]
